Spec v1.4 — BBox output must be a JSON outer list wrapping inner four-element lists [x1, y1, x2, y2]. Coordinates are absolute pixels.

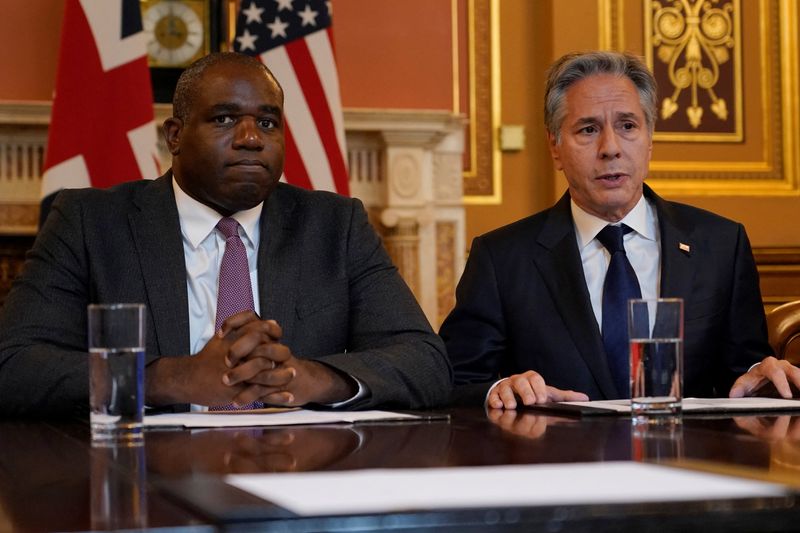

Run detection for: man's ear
[[547, 132, 563, 171], [163, 117, 183, 155]]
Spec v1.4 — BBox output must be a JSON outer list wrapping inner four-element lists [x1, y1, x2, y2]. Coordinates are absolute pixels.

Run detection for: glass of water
[[628, 298, 683, 418], [88, 304, 146, 443]]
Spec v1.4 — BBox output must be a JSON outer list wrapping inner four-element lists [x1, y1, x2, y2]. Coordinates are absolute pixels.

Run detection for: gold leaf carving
[[657, 45, 674, 63], [712, 46, 729, 64], [710, 98, 728, 120], [661, 97, 679, 119], [651, 0, 736, 130], [687, 105, 704, 128]]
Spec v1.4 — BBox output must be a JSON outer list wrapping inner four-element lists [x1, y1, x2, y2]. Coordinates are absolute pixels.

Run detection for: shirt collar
[[571, 193, 657, 250], [172, 176, 263, 249]]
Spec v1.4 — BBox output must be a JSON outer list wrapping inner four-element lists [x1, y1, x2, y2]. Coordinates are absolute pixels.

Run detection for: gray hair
[[544, 51, 657, 142], [172, 52, 283, 122]]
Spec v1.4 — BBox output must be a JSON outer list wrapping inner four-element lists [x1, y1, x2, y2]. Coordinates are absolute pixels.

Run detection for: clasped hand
[[193, 311, 353, 407]]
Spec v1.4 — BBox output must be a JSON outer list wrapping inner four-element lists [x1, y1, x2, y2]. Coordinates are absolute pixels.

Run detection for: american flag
[[234, 0, 349, 195], [42, 0, 159, 201]]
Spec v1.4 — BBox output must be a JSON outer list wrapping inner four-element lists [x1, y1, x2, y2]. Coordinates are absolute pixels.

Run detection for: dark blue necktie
[[596, 224, 641, 399]]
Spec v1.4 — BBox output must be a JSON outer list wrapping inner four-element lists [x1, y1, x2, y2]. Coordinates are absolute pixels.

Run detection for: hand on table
[[146, 311, 357, 407], [729, 356, 800, 399], [487, 370, 588, 409], [219, 311, 357, 407]]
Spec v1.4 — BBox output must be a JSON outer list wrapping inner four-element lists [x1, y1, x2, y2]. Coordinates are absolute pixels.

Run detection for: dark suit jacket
[[0, 174, 451, 416], [440, 185, 771, 404]]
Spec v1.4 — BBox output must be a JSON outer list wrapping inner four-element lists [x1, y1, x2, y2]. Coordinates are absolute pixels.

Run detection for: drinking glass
[[88, 303, 146, 443], [629, 298, 683, 418]]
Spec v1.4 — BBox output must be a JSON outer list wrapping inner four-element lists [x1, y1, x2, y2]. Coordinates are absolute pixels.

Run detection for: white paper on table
[[561, 397, 800, 413], [681, 397, 800, 411], [144, 409, 421, 428], [225, 461, 787, 516]]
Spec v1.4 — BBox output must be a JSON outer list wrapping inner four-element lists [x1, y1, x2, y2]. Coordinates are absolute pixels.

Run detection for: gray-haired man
[[441, 50, 800, 409]]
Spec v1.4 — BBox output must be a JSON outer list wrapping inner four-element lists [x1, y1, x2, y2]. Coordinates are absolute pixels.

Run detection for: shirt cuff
[[324, 376, 368, 408], [747, 361, 762, 373], [484, 377, 508, 408]]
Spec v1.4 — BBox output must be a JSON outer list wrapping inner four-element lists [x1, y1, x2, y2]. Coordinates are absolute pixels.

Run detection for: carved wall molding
[[389, 153, 423, 200], [434, 152, 464, 203], [436, 220, 457, 327]]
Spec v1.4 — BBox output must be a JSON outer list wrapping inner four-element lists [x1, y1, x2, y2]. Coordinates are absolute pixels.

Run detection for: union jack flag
[[234, 0, 349, 195], [42, 0, 159, 200]]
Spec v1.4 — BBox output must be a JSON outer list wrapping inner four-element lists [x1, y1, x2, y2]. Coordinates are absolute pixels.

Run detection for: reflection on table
[[1, 408, 800, 531], [0, 422, 208, 532]]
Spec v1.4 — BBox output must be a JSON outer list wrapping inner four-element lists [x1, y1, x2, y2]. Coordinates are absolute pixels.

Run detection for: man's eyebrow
[[207, 103, 282, 115], [208, 103, 241, 114], [257, 104, 282, 115], [573, 116, 599, 126], [616, 111, 640, 121]]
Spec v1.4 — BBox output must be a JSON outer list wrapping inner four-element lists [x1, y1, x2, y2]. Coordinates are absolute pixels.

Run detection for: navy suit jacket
[[0, 174, 451, 416], [440, 185, 771, 404]]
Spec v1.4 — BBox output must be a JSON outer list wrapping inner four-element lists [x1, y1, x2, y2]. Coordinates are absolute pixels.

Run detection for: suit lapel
[[532, 194, 619, 399], [646, 186, 695, 301], [129, 174, 190, 356], [257, 184, 301, 342]]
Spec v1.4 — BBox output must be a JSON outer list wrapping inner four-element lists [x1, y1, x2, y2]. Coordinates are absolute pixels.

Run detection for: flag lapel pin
[[679, 242, 691, 254]]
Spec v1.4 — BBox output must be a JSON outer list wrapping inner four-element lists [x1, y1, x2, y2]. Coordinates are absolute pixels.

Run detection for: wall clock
[[141, 0, 209, 68], [141, 0, 224, 103]]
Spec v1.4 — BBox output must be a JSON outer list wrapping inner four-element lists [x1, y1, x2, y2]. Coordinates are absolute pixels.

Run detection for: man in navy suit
[[0, 53, 451, 416], [440, 51, 800, 409]]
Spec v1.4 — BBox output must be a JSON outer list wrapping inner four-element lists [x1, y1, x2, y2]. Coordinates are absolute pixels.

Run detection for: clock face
[[142, 1, 206, 68]]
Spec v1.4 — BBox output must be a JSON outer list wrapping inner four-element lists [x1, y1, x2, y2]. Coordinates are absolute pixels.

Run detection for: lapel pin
[[679, 242, 691, 254]]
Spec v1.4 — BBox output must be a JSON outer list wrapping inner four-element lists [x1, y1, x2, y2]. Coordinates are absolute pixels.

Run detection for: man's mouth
[[597, 173, 625, 182], [229, 159, 265, 167]]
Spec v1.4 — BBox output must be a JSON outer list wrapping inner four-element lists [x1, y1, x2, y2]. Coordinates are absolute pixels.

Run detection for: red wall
[[0, 0, 64, 101], [0, 0, 455, 111]]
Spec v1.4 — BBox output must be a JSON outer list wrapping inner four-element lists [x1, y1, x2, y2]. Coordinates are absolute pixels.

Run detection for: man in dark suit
[[0, 53, 451, 416], [440, 51, 800, 409]]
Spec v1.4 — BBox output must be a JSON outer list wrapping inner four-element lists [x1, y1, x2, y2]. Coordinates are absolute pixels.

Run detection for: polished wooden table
[[2, 408, 800, 532]]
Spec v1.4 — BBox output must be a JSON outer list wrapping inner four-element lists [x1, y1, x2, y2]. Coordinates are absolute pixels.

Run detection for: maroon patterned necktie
[[209, 217, 262, 410], [214, 217, 254, 330]]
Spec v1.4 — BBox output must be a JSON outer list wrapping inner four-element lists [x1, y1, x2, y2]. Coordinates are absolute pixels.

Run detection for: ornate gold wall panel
[[599, 0, 800, 195], [646, 0, 743, 141], [457, 0, 502, 204]]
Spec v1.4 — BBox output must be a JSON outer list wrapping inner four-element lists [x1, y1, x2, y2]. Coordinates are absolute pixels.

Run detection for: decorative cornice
[[0, 101, 52, 125]]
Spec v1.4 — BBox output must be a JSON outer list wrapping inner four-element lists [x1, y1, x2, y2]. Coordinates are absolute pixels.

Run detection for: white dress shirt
[[172, 179, 263, 355], [570, 194, 661, 331]]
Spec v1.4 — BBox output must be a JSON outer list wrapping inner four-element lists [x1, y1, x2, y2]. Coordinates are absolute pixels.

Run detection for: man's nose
[[233, 118, 264, 149], [598, 128, 621, 160]]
